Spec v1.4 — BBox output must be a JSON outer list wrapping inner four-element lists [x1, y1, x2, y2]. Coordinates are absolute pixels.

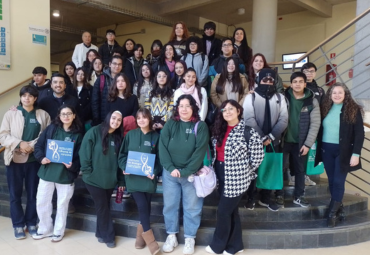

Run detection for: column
[[251, 0, 278, 62]]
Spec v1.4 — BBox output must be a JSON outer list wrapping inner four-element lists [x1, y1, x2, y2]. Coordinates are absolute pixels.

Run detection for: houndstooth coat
[[212, 119, 264, 198]]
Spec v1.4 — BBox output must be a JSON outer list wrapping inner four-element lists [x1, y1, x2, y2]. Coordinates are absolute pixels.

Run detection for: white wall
[[0, 0, 50, 121]]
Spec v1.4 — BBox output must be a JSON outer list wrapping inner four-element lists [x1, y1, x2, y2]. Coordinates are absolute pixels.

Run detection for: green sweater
[[80, 125, 125, 189], [159, 119, 209, 177], [18, 106, 41, 163], [323, 103, 342, 144], [38, 127, 83, 184], [118, 128, 160, 193], [285, 89, 312, 143]]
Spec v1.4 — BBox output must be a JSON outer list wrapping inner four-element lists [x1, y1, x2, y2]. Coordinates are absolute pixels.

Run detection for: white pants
[[36, 179, 74, 236]]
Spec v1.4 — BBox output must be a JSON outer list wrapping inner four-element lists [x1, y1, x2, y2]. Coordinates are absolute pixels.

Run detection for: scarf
[[203, 33, 215, 41], [165, 59, 175, 73], [180, 83, 201, 108], [254, 84, 276, 135], [151, 49, 161, 57]]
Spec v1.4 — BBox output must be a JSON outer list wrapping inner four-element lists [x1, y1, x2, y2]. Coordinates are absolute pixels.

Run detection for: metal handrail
[[269, 7, 370, 66], [0, 76, 33, 98]]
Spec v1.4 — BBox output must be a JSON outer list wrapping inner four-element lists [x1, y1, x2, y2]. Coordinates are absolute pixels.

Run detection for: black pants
[[281, 142, 307, 197], [85, 183, 115, 243], [211, 161, 244, 254], [131, 192, 152, 232]]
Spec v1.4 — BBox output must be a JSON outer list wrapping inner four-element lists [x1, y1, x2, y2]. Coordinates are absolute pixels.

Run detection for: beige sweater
[[210, 74, 249, 108], [0, 109, 51, 165]]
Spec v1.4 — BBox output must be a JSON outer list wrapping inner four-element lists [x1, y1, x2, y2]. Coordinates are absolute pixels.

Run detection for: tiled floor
[[0, 216, 369, 255]]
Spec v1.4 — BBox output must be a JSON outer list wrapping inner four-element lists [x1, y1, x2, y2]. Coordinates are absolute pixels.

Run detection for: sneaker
[[14, 227, 26, 240], [244, 199, 255, 210], [106, 242, 116, 248], [205, 245, 216, 254], [122, 190, 131, 198], [158, 176, 163, 183], [51, 234, 64, 242], [32, 232, 53, 240], [267, 202, 279, 212], [293, 196, 310, 208], [289, 176, 295, 186], [162, 234, 178, 253], [183, 238, 195, 255], [97, 237, 104, 243], [27, 226, 37, 236], [305, 175, 316, 186], [276, 196, 285, 208], [258, 200, 269, 207], [223, 250, 244, 255]]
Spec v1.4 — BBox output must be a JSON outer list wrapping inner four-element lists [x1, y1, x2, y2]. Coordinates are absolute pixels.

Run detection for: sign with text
[[32, 34, 47, 46], [46, 139, 74, 164], [0, 0, 10, 70], [125, 151, 155, 176]]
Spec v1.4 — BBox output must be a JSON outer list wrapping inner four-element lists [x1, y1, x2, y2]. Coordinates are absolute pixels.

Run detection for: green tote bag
[[256, 146, 283, 190], [306, 142, 325, 175]]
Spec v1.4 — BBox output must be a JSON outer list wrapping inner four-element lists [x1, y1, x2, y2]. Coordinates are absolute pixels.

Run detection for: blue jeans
[[162, 169, 204, 238], [6, 161, 40, 228], [322, 142, 348, 202]]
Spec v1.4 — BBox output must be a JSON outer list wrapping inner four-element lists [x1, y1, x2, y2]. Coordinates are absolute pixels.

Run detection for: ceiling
[[50, 0, 356, 60]]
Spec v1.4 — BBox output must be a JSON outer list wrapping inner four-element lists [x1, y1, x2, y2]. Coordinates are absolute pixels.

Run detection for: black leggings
[[131, 192, 152, 232]]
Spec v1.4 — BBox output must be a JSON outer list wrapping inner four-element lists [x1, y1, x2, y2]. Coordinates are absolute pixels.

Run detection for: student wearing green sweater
[[159, 95, 209, 255], [118, 108, 161, 255], [79, 110, 125, 248], [317, 83, 364, 227], [33, 105, 83, 242]]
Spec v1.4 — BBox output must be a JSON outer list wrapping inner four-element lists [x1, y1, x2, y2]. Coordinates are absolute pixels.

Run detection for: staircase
[[1, 153, 370, 249]]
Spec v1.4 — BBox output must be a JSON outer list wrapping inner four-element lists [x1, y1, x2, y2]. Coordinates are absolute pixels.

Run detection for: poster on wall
[[0, 0, 10, 70], [29, 25, 49, 46]]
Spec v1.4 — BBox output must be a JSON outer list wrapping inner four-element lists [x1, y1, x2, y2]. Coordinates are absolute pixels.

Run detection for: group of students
[[0, 20, 366, 255]]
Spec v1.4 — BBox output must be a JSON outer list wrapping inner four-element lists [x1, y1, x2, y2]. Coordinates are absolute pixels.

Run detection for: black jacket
[[38, 93, 80, 120], [316, 106, 364, 172], [202, 36, 222, 66], [34, 124, 82, 182], [151, 61, 174, 79], [91, 67, 115, 124], [98, 41, 122, 66], [73, 86, 93, 122], [31, 80, 52, 103], [124, 57, 148, 88], [306, 80, 325, 105]]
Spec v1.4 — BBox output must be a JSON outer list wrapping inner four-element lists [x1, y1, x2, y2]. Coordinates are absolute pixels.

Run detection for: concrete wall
[[0, 0, 50, 121]]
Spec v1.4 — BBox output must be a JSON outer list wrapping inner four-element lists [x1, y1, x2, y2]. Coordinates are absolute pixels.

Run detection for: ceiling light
[[53, 10, 60, 17], [238, 8, 245, 15]]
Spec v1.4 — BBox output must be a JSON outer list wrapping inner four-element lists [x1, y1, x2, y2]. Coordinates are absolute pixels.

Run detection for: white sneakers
[[289, 175, 317, 186], [162, 234, 178, 253], [162, 235, 195, 254], [183, 238, 195, 254]]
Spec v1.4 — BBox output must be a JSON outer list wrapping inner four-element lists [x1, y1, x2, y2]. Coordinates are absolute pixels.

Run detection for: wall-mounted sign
[[0, 0, 10, 70]]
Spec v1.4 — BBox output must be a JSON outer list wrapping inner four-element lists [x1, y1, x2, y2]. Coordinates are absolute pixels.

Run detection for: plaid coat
[[212, 119, 264, 197]]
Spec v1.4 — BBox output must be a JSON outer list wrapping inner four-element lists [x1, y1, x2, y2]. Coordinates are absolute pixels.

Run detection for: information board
[[0, 0, 10, 70]]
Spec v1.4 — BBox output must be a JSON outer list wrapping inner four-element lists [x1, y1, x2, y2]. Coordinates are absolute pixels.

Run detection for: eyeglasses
[[261, 77, 275, 83], [189, 43, 197, 46], [60, 112, 73, 117], [222, 43, 233, 47], [111, 62, 122, 67], [303, 70, 316, 74]]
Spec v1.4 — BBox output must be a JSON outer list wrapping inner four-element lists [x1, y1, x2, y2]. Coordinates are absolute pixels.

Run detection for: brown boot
[[135, 224, 145, 249], [142, 229, 160, 255]]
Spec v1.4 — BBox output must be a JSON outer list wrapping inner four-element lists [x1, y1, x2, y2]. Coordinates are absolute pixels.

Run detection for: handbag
[[12, 148, 29, 164], [193, 165, 217, 198], [205, 98, 218, 126], [256, 145, 283, 190], [306, 142, 324, 175]]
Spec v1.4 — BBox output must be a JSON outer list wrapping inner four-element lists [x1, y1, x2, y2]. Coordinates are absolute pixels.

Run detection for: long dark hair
[[136, 64, 154, 99], [89, 57, 103, 81], [216, 57, 243, 95], [321, 82, 364, 124], [212, 100, 243, 147], [158, 43, 178, 66], [73, 68, 89, 91], [232, 27, 251, 64], [248, 53, 270, 90], [84, 49, 100, 65], [100, 110, 124, 154], [182, 68, 203, 105], [172, 94, 200, 123], [122, 38, 136, 57], [63, 61, 76, 78], [108, 73, 132, 101], [151, 39, 163, 52], [53, 105, 83, 133], [136, 108, 153, 130], [149, 70, 173, 101]]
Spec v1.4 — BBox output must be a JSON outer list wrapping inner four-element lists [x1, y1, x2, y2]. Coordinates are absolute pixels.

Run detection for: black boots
[[337, 203, 346, 221], [327, 200, 341, 227]]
